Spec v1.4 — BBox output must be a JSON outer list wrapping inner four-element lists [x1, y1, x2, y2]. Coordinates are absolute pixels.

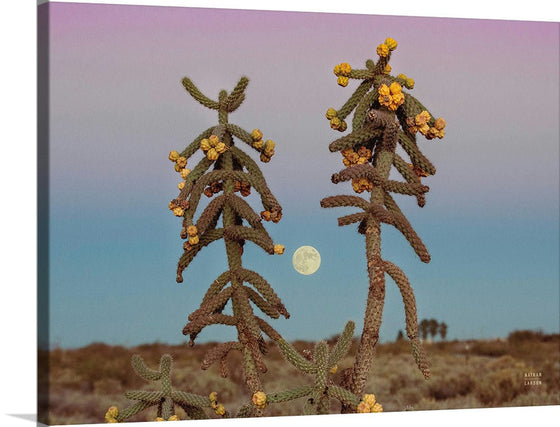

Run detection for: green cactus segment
[[321, 38, 445, 401], [181, 77, 221, 110], [271, 323, 361, 415], [328, 321, 355, 368], [118, 354, 212, 422]]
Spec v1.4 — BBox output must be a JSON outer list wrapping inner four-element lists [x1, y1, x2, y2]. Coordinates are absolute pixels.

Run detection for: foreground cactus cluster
[[109, 37, 445, 422]]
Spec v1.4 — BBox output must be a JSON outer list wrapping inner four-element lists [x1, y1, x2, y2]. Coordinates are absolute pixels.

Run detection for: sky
[[40, 2, 559, 349]]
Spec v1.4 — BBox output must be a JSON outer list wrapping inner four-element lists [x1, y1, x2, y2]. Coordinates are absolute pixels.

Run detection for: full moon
[[292, 246, 321, 275]]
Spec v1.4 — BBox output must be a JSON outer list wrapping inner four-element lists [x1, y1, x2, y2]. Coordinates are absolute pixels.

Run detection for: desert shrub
[[474, 367, 526, 405], [508, 329, 544, 344], [427, 372, 474, 400], [470, 340, 508, 357]]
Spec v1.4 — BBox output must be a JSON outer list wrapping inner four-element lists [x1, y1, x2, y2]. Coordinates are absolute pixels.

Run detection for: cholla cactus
[[168, 76, 289, 403], [106, 354, 217, 422], [321, 37, 446, 403]]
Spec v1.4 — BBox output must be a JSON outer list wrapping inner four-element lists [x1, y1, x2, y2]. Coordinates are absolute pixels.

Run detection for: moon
[[292, 246, 321, 275]]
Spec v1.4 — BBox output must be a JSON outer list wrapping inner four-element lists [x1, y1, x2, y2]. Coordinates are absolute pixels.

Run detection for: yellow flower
[[174, 163, 183, 173], [180, 168, 191, 179], [215, 404, 226, 416], [338, 120, 347, 132], [168, 151, 180, 162], [385, 37, 398, 50], [251, 128, 263, 141], [397, 73, 407, 80], [383, 64, 392, 74], [209, 391, 218, 402], [329, 365, 338, 374], [200, 138, 211, 152], [189, 235, 199, 245], [376, 43, 389, 57], [168, 415, 180, 421], [155, 417, 165, 421], [206, 148, 219, 161], [105, 406, 119, 423], [252, 391, 267, 409], [261, 210, 271, 221], [173, 207, 184, 217], [325, 108, 338, 120], [418, 123, 430, 136], [389, 82, 402, 95], [178, 182, 185, 190], [337, 76, 349, 87], [372, 403, 383, 413], [274, 244, 285, 255], [208, 134, 220, 147]]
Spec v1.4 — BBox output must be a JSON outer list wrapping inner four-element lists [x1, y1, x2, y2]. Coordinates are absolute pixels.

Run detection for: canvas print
[[37, 1, 559, 425]]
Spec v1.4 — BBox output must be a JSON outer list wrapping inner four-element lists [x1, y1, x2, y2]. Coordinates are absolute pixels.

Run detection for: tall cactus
[[320, 37, 446, 405], [167, 76, 289, 404]]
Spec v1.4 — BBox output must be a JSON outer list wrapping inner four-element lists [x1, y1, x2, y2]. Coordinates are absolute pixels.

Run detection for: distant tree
[[419, 319, 429, 341], [439, 322, 448, 341], [428, 318, 439, 340], [396, 330, 404, 341]]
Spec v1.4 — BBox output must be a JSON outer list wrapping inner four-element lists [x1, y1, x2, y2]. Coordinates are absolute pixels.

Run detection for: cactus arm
[[327, 321, 355, 367], [277, 339, 317, 374], [336, 79, 375, 120], [225, 76, 249, 112], [328, 123, 383, 152], [123, 390, 165, 402], [320, 194, 370, 211], [267, 385, 315, 403], [131, 354, 162, 381], [182, 77, 220, 110], [179, 126, 215, 160]]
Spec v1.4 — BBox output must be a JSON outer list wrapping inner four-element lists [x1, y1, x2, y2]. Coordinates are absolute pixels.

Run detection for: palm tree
[[439, 322, 448, 341], [428, 318, 439, 340]]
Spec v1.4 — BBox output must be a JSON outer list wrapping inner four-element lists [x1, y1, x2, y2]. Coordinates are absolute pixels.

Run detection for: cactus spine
[[321, 37, 446, 407]]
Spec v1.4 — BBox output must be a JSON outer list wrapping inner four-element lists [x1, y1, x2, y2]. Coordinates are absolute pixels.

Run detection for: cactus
[[168, 76, 289, 407], [257, 321, 364, 415], [320, 37, 446, 407], [105, 354, 220, 422]]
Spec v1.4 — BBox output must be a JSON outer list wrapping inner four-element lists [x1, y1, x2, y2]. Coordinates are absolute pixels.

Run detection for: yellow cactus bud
[[405, 77, 415, 89], [383, 64, 392, 74], [260, 153, 271, 163], [325, 108, 338, 120], [251, 128, 263, 141], [362, 394, 376, 407], [168, 150, 180, 162], [263, 139, 275, 157], [206, 148, 219, 161], [274, 244, 285, 255], [174, 163, 183, 173], [187, 225, 198, 237], [434, 117, 446, 130], [253, 139, 264, 150], [385, 37, 398, 50], [168, 415, 180, 421], [178, 182, 185, 190], [371, 403, 383, 413], [215, 142, 227, 154], [252, 391, 267, 409], [337, 76, 349, 87], [173, 207, 184, 217], [155, 417, 165, 421], [329, 365, 338, 374], [215, 404, 226, 416], [389, 82, 402, 95], [209, 391, 218, 402], [330, 117, 342, 130], [338, 120, 347, 132], [376, 43, 389, 57], [357, 401, 370, 413], [397, 73, 407, 80], [180, 168, 191, 179], [200, 138, 211, 152], [208, 134, 220, 147], [189, 235, 199, 245], [176, 156, 187, 168]]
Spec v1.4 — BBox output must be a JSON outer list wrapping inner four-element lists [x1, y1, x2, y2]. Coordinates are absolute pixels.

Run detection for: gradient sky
[[42, 2, 559, 349]]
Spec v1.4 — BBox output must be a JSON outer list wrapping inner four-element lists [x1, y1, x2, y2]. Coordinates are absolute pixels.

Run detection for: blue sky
[[42, 3, 559, 349]]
